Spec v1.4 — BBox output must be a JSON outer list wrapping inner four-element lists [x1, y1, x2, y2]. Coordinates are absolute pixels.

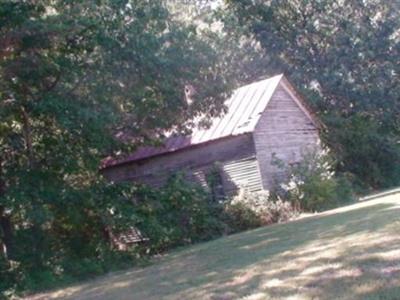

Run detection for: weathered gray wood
[[221, 156, 263, 195], [253, 83, 320, 190], [101, 134, 257, 189]]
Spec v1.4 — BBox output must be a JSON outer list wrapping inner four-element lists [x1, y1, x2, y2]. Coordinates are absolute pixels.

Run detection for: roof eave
[[100, 131, 253, 171], [279, 75, 325, 130]]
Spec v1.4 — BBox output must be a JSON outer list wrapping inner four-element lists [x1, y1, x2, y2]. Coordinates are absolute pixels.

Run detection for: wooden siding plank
[[253, 83, 320, 190], [103, 134, 257, 189], [221, 156, 263, 195]]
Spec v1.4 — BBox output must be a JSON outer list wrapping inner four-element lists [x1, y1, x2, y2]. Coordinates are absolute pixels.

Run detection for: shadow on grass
[[51, 199, 400, 300]]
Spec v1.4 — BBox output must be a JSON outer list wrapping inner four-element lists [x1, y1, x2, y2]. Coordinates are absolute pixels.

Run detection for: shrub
[[274, 147, 354, 212], [223, 189, 298, 233], [223, 201, 261, 232], [133, 174, 225, 253]]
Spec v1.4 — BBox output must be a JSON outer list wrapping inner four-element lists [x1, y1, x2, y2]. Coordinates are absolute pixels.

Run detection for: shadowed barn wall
[[101, 133, 259, 194]]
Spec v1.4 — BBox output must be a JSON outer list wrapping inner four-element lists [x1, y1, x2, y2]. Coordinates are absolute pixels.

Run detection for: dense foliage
[[225, 0, 400, 189], [132, 175, 225, 253], [0, 1, 230, 296], [273, 148, 353, 211]]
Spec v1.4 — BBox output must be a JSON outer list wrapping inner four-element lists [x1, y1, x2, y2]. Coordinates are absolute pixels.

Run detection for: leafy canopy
[[0, 0, 230, 294], [225, 0, 400, 188]]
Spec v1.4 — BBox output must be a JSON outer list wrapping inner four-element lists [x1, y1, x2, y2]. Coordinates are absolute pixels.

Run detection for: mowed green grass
[[33, 193, 400, 300]]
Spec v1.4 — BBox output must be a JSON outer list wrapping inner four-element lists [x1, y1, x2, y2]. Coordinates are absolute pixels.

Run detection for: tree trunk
[[21, 106, 34, 168], [0, 208, 13, 261], [0, 158, 13, 261]]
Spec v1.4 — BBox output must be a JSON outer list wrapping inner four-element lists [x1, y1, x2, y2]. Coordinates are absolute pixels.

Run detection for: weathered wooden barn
[[101, 74, 320, 196]]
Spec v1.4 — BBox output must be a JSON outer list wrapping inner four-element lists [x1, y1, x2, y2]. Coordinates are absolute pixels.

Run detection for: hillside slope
[[31, 193, 400, 300]]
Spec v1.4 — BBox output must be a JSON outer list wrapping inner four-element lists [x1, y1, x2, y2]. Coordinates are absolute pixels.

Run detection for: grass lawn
[[31, 192, 400, 300]]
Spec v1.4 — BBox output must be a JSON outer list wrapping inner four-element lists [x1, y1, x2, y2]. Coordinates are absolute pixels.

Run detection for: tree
[[0, 0, 230, 293], [225, 0, 400, 188]]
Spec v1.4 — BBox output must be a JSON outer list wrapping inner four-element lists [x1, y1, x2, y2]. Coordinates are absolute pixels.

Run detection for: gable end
[[253, 79, 321, 189]]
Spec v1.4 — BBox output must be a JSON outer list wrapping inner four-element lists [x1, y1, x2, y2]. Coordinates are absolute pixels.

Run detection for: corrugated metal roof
[[103, 74, 283, 168]]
